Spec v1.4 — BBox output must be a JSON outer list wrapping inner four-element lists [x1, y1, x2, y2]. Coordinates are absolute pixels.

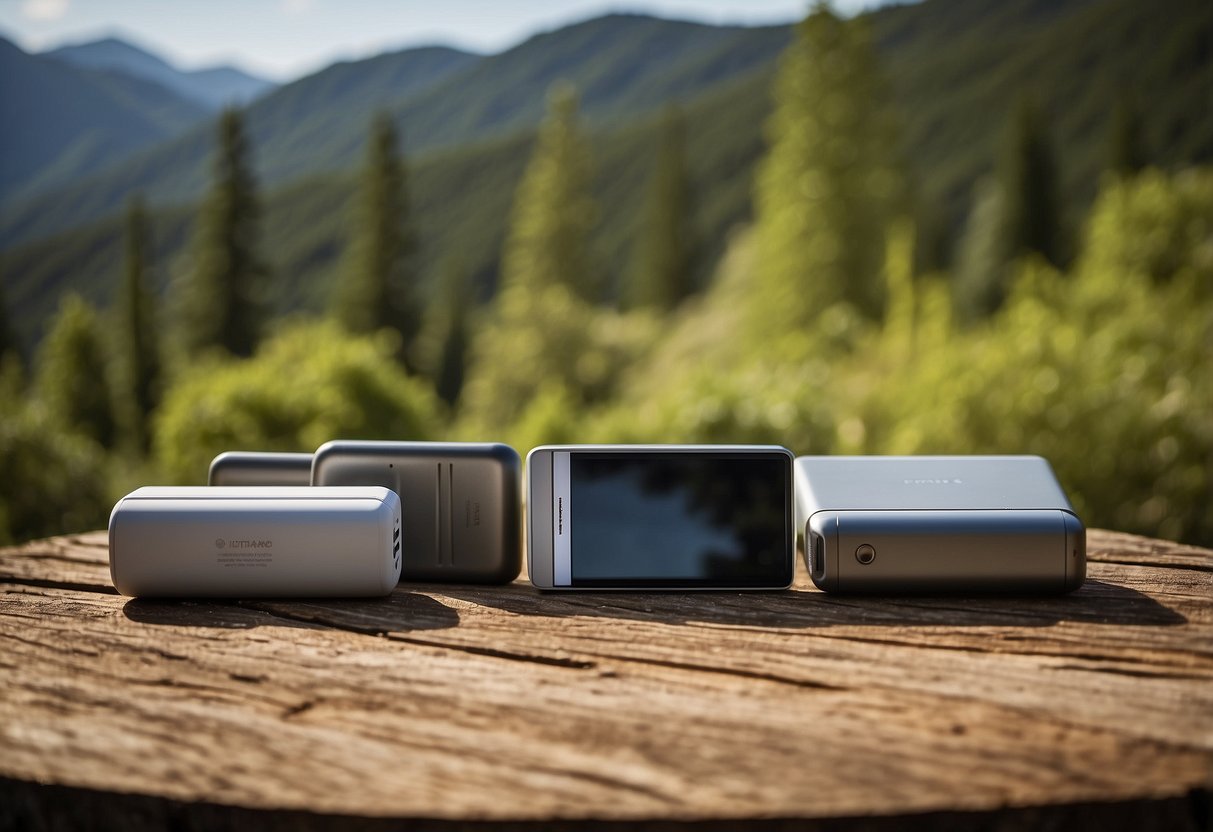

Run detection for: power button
[[855, 544, 876, 565]]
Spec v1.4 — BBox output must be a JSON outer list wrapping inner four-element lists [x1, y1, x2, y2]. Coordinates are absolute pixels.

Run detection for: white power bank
[[108, 486, 402, 598]]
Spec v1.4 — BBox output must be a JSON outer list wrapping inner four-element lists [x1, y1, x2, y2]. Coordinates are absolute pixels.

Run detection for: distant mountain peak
[[45, 33, 275, 110]]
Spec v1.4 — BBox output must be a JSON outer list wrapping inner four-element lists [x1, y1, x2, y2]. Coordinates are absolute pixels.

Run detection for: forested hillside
[[0, 37, 207, 201], [3, 0, 1209, 354]]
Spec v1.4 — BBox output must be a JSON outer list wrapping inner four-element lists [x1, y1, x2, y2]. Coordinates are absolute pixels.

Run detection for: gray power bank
[[209, 452, 313, 486], [109, 486, 401, 598], [795, 455, 1085, 593], [311, 441, 521, 584]]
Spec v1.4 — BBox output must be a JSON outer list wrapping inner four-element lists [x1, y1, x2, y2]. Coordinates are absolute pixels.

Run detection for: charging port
[[811, 532, 825, 577]]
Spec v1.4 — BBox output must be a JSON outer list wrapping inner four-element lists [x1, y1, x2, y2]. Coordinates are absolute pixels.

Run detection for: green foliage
[[153, 319, 442, 483], [176, 108, 267, 358], [335, 114, 419, 365], [0, 399, 111, 546], [115, 195, 162, 452], [626, 106, 692, 310], [35, 294, 118, 448], [1080, 167, 1213, 294], [751, 5, 904, 337]]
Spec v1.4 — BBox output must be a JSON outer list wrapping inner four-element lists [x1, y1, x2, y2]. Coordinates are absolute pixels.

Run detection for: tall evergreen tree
[[178, 108, 266, 358], [952, 177, 1008, 321], [460, 85, 600, 431], [336, 113, 419, 366], [999, 96, 1063, 269], [1107, 94, 1147, 178], [501, 84, 598, 302], [751, 4, 904, 335], [432, 259, 471, 407], [627, 106, 692, 311], [36, 294, 117, 447], [0, 278, 18, 368], [954, 97, 1064, 322], [118, 195, 161, 452]]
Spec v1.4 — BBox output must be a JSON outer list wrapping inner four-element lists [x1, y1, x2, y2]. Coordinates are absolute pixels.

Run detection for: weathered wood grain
[[1, 529, 1211, 831]]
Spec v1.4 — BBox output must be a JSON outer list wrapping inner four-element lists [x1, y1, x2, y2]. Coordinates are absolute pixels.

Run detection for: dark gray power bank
[[795, 455, 1085, 593], [208, 452, 314, 486], [311, 441, 521, 584]]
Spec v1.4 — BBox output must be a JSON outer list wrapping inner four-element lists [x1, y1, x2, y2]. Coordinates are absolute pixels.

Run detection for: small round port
[[855, 544, 876, 565]]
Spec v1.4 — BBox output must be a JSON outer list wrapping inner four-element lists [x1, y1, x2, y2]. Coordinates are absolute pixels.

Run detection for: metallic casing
[[795, 455, 1086, 593], [108, 486, 401, 598], [312, 441, 521, 584], [526, 444, 795, 590], [208, 451, 314, 486]]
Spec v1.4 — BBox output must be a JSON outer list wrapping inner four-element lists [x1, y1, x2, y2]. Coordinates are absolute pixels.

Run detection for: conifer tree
[[954, 97, 1064, 322], [952, 178, 1008, 321], [1107, 94, 1147, 178], [36, 294, 117, 447], [178, 108, 266, 357], [752, 4, 904, 335], [336, 113, 419, 366], [460, 85, 600, 431], [432, 259, 471, 407], [0, 278, 18, 368], [501, 84, 597, 302], [999, 96, 1063, 268], [627, 106, 692, 311], [118, 195, 161, 452]]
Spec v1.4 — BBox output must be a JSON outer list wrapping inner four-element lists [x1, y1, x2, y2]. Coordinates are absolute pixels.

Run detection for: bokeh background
[[1, 0, 1210, 546]]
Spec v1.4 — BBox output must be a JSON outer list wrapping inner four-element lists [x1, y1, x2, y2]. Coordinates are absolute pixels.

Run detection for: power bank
[[108, 486, 401, 598], [208, 451, 314, 486], [795, 456, 1085, 593], [311, 441, 521, 583]]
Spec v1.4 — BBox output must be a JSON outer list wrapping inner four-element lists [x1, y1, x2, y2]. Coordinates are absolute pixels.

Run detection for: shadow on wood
[[437, 578, 1185, 629], [123, 592, 462, 633]]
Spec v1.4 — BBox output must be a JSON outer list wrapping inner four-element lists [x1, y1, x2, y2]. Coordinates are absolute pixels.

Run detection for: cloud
[[21, 0, 69, 21]]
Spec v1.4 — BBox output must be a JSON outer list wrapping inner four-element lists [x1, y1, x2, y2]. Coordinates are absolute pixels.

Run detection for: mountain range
[[46, 36, 273, 109], [1, 0, 1210, 356]]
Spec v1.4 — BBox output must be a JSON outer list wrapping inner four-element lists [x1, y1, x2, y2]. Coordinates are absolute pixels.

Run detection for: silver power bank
[[795, 456, 1085, 593], [208, 451, 314, 486], [109, 486, 402, 598], [311, 441, 522, 584]]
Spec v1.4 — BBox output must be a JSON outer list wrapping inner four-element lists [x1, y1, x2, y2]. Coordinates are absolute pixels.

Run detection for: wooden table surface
[[1, 528, 1211, 831]]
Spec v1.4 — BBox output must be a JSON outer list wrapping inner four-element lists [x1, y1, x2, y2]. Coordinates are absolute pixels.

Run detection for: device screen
[[552, 451, 791, 587]]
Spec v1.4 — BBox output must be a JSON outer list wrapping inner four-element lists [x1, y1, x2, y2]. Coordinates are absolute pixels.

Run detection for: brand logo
[[558, 497, 564, 535], [215, 538, 226, 549], [903, 478, 963, 485], [223, 539, 273, 549]]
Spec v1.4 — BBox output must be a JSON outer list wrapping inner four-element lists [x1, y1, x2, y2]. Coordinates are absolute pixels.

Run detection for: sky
[[0, 0, 888, 81]]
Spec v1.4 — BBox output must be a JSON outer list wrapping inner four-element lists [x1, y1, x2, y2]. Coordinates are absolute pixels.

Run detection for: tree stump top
[[2, 529, 1211, 830]]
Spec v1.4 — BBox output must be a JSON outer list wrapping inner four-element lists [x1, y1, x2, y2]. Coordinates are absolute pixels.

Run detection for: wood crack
[[386, 634, 599, 669], [577, 650, 845, 691], [1090, 557, 1213, 575]]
